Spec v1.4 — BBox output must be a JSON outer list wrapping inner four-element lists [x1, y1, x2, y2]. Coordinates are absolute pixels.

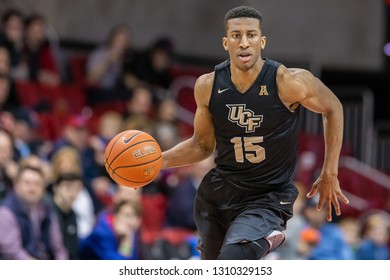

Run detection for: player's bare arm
[[162, 72, 216, 169], [277, 65, 349, 221]]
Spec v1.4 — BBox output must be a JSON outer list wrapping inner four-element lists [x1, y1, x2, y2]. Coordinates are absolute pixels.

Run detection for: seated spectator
[[0, 129, 18, 200], [127, 37, 174, 90], [122, 84, 156, 135], [50, 114, 99, 186], [0, 73, 13, 112], [90, 175, 117, 210], [0, 165, 67, 259], [124, 84, 154, 118], [355, 210, 390, 260], [18, 153, 52, 184], [296, 226, 321, 259], [112, 185, 142, 206], [338, 217, 361, 255], [89, 111, 123, 176], [122, 114, 155, 137], [165, 156, 215, 231], [0, 45, 10, 73], [11, 108, 40, 158], [155, 97, 179, 126], [154, 122, 180, 152], [50, 146, 98, 239], [86, 23, 135, 104], [49, 173, 84, 260], [79, 199, 142, 260], [154, 97, 181, 150], [302, 196, 354, 260], [94, 183, 142, 216], [142, 157, 215, 260], [0, 9, 26, 80], [23, 14, 61, 86], [0, 47, 20, 113]]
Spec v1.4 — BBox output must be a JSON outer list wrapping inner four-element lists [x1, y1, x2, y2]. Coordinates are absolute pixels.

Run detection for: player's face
[[223, 17, 266, 71]]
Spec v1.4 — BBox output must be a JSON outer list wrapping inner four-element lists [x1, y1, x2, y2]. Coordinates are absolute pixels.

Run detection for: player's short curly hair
[[224, 6, 263, 33]]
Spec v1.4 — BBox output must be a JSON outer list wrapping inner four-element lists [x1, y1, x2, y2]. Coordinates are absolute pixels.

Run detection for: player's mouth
[[238, 53, 251, 63]]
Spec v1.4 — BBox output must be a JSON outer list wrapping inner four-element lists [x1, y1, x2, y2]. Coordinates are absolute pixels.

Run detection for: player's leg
[[217, 230, 285, 259], [217, 239, 270, 260], [194, 192, 227, 259], [193, 168, 233, 259], [197, 236, 224, 260], [219, 204, 293, 259]]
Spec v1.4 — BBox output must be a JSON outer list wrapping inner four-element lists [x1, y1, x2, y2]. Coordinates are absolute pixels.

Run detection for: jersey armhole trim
[[208, 70, 218, 108]]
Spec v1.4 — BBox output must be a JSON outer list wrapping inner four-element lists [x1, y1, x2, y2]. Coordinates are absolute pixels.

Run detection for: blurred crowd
[[0, 8, 389, 260]]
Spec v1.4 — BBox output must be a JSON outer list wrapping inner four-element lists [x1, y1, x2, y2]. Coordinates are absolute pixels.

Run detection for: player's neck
[[230, 58, 264, 93]]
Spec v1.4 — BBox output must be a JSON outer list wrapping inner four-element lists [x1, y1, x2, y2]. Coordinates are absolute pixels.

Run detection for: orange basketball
[[104, 130, 162, 188]]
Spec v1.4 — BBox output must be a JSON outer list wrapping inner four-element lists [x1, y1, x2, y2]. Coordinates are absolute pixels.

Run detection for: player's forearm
[[162, 136, 214, 169], [321, 100, 344, 175]]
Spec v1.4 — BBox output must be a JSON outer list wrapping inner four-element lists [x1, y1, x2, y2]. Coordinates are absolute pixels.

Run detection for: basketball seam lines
[[105, 131, 129, 179], [105, 131, 129, 161], [112, 155, 162, 172], [112, 174, 153, 183], [107, 138, 153, 168], [110, 156, 161, 184], [105, 131, 143, 180]]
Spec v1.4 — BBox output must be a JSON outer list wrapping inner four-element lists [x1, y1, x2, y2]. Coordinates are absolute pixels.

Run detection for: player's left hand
[[306, 173, 349, 222]]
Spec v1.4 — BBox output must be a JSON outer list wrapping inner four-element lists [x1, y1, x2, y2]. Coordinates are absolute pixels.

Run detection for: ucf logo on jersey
[[226, 104, 263, 133]]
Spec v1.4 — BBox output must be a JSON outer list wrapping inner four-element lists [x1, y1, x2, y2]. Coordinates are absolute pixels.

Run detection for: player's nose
[[239, 35, 249, 48]]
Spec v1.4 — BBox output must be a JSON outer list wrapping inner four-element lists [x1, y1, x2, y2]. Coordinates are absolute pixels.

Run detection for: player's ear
[[222, 37, 228, 51], [261, 35, 266, 50]]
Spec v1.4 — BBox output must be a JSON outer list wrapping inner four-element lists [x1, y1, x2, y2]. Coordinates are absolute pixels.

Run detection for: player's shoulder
[[195, 71, 215, 96], [195, 58, 229, 89], [277, 65, 315, 85], [195, 71, 215, 89], [276, 65, 317, 100]]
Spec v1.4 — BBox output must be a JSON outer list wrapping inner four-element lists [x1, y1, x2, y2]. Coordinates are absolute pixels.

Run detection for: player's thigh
[[224, 204, 293, 246], [194, 193, 228, 259]]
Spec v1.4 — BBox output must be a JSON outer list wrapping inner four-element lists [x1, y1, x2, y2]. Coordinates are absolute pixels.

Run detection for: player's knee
[[217, 239, 270, 260]]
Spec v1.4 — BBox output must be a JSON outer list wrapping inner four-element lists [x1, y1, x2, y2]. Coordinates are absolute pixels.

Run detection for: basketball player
[[161, 6, 349, 260]]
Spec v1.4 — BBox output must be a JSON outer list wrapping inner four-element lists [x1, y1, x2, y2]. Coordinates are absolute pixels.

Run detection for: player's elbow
[[329, 96, 343, 115], [322, 97, 343, 123], [192, 135, 215, 158]]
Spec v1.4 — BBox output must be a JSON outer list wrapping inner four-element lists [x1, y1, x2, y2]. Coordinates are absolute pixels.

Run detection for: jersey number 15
[[231, 136, 265, 163]]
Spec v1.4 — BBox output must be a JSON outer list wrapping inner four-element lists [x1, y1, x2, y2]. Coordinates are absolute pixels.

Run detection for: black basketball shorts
[[194, 168, 298, 260]]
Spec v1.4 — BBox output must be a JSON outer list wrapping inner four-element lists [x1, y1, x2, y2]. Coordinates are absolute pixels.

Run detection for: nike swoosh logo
[[280, 201, 292, 205], [218, 88, 229, 94], [122, 132, 141, 144], [122, 136, 133, 144]]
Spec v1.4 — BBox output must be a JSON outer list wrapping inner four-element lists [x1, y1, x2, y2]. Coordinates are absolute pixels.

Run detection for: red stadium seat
[[61, 84, 86, 113], [68, 54, 88, 86], [140, 193, 167, 244], [89, 100, 126, 117], [15, 81, 41, 108]]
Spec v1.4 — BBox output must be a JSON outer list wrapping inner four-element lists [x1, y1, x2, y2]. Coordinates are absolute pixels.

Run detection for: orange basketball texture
[[104, 130, 162, 188]]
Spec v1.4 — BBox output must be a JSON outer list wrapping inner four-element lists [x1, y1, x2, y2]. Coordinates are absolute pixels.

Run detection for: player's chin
[[235, 58, 254, 70], [236, 63, 253, 71]]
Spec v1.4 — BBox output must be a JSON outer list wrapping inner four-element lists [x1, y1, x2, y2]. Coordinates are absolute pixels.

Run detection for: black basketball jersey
[[208, 58, 300, 189]]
